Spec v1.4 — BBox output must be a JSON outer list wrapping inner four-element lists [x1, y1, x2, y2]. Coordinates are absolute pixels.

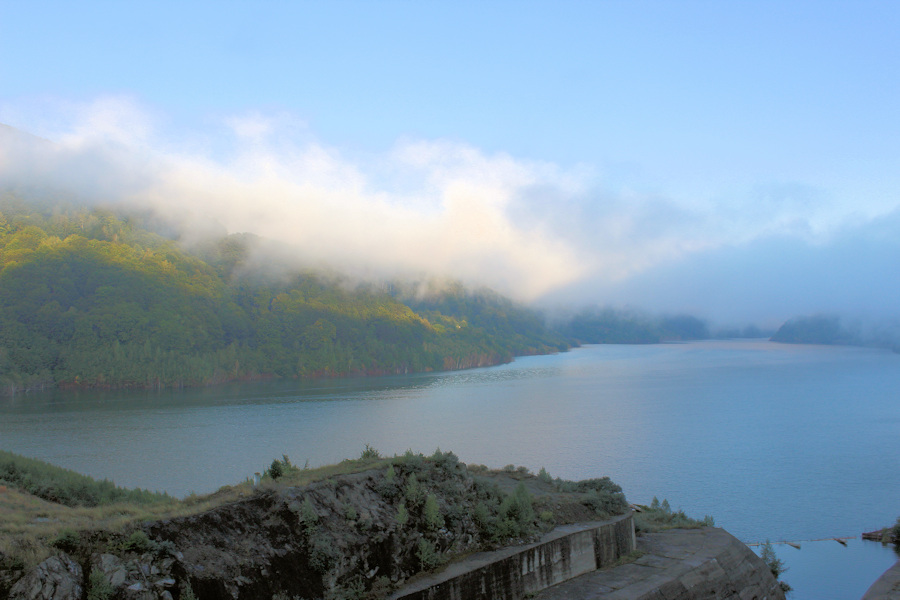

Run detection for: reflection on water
[[1, 340, 899, 599], [755, 539, 898, 599]]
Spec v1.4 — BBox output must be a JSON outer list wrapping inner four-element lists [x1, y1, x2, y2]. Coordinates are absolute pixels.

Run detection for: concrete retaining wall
[[390, 512, 635, 600], [534, 527, 786, 600]]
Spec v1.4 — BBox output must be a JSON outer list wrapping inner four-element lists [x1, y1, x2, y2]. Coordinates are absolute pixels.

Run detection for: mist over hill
[[0, 189, 744, 396], [3, 118, 899, 386], [0, 196, 577, 394], [771, 314, 900, 351], [4, 113, 900, 333]]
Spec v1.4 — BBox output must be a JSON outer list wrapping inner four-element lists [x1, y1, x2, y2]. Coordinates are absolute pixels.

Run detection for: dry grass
[[0, 453, 397, 571], [1, 450, 631, 575]]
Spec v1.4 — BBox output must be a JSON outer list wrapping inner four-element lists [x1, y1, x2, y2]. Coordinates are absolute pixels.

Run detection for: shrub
[[396, 503, 409, 527], [404, 473, 424, 507], [155, 539, 177, 558], [537, 467, 553, 483], [87, 570, 114, 600], [760, 540, 791, 592], [890, 516, 900, 544], [423, 494, 444, 531], [583, 488, 627, 517], [344, 503, 358, 521], [400, 449, 426, 471], [0, 450, 171, 507], [360, 444, 381, 460], [497, 482, 535, 538], [181, 583, 198, 600], [416, 538, 440, 570], [634, 501, 713, 533], [473, 502, 493, 533], [308, 532, 336, 573], [376, 466, 400, 499], [51, 529, 79, 553], [268, 459, 284, 480], [298, 498, 319, 531], [431, 448, 460, 473], [266, 454, 299, 480], [122, 531, 157, 554]]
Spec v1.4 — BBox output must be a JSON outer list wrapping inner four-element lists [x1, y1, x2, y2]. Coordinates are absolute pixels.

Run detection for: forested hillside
[[771, 314, 900, 351], [558, 307, 711, 344], [0, 196, 570, 394]]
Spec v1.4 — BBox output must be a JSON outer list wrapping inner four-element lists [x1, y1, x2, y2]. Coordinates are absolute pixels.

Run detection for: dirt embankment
[[3, 452, 629, 600]]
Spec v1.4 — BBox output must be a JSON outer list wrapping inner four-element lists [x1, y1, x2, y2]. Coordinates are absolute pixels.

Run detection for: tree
[[759, 540, 791, 592]]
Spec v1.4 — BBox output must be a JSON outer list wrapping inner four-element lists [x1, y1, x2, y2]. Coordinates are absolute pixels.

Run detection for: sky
[[1, 1, 899, 327]]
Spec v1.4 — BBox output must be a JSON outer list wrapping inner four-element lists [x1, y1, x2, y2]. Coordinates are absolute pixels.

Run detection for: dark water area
[[1, 340, 898, 598]]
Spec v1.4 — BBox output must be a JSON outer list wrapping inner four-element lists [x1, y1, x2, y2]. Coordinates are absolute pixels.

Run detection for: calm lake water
[[1, 340, 898, 598]]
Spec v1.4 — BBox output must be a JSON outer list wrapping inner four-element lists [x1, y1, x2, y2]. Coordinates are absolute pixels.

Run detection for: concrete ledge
[[534, 527, 785, 600], [390, 512, 635, 600], [863, 560, 900, 600]]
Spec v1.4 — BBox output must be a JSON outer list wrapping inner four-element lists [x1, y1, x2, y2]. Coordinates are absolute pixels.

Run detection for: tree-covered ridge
[[771, 313, 900, 351], [558, 307, 712, 344], [0, 199, 570, 394]]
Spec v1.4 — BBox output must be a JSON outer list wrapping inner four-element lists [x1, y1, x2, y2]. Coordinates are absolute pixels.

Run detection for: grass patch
[[609, 549, 645, 568], [634, 497, 714, 532], [0, 450, 172, 507]]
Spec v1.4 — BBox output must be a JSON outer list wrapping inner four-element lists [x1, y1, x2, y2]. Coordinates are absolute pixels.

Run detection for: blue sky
[[2, 1, 899, 326]]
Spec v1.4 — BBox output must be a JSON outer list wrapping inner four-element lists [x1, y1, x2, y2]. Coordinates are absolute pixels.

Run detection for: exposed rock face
[[3, 460, 782, 600], [90, 553, 180, 600], [8, 553, 82, 600], [145, 468, 488, 599]]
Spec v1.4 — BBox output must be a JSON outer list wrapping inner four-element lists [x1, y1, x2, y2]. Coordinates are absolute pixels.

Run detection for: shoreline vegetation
[[2, 193, 888, 401], [0, 447, 717, 599], [0, 195, 748, 399], [863, 518, 900, 545]]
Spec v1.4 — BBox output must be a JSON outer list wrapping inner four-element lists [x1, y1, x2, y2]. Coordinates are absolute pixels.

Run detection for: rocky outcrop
[[89, 552, 181, 600], [144, 468, 490, 599], [3, 457, 780, 600], [8, 553, 82, 600]]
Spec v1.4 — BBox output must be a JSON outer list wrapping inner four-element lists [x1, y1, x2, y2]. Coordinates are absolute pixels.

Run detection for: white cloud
[[2, 96, 900, 322]]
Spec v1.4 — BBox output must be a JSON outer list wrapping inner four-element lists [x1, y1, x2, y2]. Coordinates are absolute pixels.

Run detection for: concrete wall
[[534, 527, 786, 600], [391, 513, 635, 600]]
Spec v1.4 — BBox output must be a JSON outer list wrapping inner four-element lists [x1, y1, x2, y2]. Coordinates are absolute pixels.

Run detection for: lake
[[1, 339, 898, 598]]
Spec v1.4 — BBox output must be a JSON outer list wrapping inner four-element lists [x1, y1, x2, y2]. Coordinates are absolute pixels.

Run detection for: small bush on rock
[[86, 570, 114, 600], [51, 529, 79, 553], [122, 530, 156, 554], [360, 445, 381, 460], [416, 538, 440, 570], [423, 494, 444, 531]]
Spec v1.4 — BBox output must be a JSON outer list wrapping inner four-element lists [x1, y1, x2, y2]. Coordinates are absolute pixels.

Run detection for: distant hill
[[556, 307, 711, 344], [0, 189, 742, 397], [771, 315, 855, 345], [772, 314, 900, 351], [0, 196, 570, 395]]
